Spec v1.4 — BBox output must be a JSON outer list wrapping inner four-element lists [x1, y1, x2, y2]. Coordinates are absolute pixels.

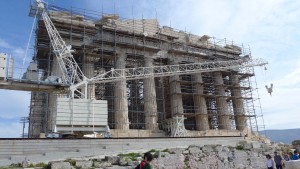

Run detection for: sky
[[0, 0, 299, 137]]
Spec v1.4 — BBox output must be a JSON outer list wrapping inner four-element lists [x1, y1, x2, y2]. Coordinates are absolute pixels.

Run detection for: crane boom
[[87, 57, 267, 84]]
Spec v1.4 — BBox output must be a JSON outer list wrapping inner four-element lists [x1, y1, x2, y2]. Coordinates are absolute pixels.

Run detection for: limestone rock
[[50, 161, 73, 169], [119, 157, 128, 166], [75, 160, 92, 168], [94, 161, 112, 168], [105, 156, 120, 165]]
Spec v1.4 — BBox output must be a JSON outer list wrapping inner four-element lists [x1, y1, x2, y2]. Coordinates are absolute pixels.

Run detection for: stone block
[[118, 157, 128, 166], [201, 145, 214, 154], [106, 166, 129, 169], [285, 160, 300, 169], [75, 160, 92, 168], [188, 145, 201, 155], [50, 161, 73, 169], [105, 156, 120, 165], [252, 141, 262, 149], [168, 148, 185, 154], [94, 161, 112, 168]]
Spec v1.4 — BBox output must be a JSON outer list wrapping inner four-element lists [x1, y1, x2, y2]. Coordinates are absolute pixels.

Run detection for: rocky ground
[[3, 141, 289, 169]]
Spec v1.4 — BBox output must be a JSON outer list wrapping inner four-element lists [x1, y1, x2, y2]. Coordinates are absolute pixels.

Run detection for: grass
[[236, 144, 244, 150], [118, 152, 141, 161], [64, 158, 76, 166]]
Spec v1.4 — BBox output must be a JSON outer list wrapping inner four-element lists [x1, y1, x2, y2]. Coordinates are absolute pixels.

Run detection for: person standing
[[274, 151, 283, 169], [266, 154, 274, 169]]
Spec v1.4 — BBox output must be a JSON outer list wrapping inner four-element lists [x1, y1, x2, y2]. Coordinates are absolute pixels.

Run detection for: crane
[[36, 0, 87, 98]]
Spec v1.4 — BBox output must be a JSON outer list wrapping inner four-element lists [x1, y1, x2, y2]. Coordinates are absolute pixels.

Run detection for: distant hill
[[259, 128, 300, 144]]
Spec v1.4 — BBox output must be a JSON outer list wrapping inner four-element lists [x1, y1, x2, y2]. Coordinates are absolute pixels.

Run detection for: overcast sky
[[0, 0, 299, 137]]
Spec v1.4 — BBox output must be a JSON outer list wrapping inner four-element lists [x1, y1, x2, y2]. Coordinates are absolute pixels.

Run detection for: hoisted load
[[265, 83, 273, 96]]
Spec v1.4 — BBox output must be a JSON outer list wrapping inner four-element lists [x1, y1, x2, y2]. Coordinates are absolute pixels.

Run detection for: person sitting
[[292, 150, 299, 160], [143, 152, 154, 169], [135, 152, 153, 169]]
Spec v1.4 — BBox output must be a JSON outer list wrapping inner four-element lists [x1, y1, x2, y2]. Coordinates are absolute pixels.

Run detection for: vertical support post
[[82, 61, 95, 99]]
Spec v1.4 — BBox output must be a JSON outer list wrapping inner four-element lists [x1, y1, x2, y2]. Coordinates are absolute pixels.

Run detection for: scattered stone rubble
[[7, 141, 292, 169]]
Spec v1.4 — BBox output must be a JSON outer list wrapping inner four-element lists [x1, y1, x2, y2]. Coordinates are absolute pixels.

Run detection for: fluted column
[[169, 61, 184, 116], [193, 73, 210, 131], [214, 72, 231, 130], [114, 52, 129, 129], [143, 57, 158, 130], [231, 75, 246, 131]]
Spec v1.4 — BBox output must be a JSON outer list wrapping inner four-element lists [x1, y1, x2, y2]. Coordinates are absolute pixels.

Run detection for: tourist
[[288, 152, 293, 160], [143, 152, 154, 169], [273, 151, 283, 169], [283, 153, 290, 161], [135, 152, 153, 169], [266, 154, 274, 169], [292, 150, 299, 160]]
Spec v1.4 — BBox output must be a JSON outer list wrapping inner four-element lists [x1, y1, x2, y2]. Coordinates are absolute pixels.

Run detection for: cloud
[[0, 38, 12, 49], [0, 38, 26, 60]]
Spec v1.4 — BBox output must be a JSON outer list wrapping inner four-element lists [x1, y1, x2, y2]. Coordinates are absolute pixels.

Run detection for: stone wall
[[12, 142, 300, 169]]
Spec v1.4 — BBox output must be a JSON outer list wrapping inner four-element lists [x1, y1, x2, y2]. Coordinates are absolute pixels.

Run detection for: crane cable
[[19, 11, 38, 79]]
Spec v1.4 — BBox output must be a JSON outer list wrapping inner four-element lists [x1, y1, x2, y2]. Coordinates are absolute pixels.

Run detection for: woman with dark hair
[[266, 154, 274, 169], [143, 152, 153, 169], [135, 152, 153, 169]]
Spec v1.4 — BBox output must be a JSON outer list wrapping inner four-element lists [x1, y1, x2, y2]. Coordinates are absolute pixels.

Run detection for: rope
[[19, 11, 37, 79]]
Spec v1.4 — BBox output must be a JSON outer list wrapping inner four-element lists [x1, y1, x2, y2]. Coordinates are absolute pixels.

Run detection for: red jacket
[[140, 160, 146, 169]]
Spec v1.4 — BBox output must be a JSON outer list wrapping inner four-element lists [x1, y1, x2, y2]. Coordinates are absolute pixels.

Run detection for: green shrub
[[64, 158, 76, 166], [118, 152, 141, 161], [236, 144, 244, 150]]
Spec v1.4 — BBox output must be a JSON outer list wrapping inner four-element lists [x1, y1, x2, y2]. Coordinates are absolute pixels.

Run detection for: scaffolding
[[27, 3, 264, 137]]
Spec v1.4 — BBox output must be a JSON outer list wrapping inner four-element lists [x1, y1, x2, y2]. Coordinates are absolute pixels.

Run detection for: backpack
[[135, 160, 146, 169], [134, 164, 140, 169]]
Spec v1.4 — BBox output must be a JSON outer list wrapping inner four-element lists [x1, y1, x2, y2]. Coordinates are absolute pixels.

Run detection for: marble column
[[114, 52, 129, 129], [143, 57, 158, 130], [193, 73, 210, 131], [231, 75, 246, 131], [169, 62, 184, 116], [214, 72, 231, 130]]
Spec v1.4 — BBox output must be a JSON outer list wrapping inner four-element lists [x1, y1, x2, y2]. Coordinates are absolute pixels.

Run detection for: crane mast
[[36, 0, 87, 98]]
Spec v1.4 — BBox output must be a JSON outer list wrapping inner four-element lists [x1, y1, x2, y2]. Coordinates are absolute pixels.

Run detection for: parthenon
[[27, 5, 261, 138]]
